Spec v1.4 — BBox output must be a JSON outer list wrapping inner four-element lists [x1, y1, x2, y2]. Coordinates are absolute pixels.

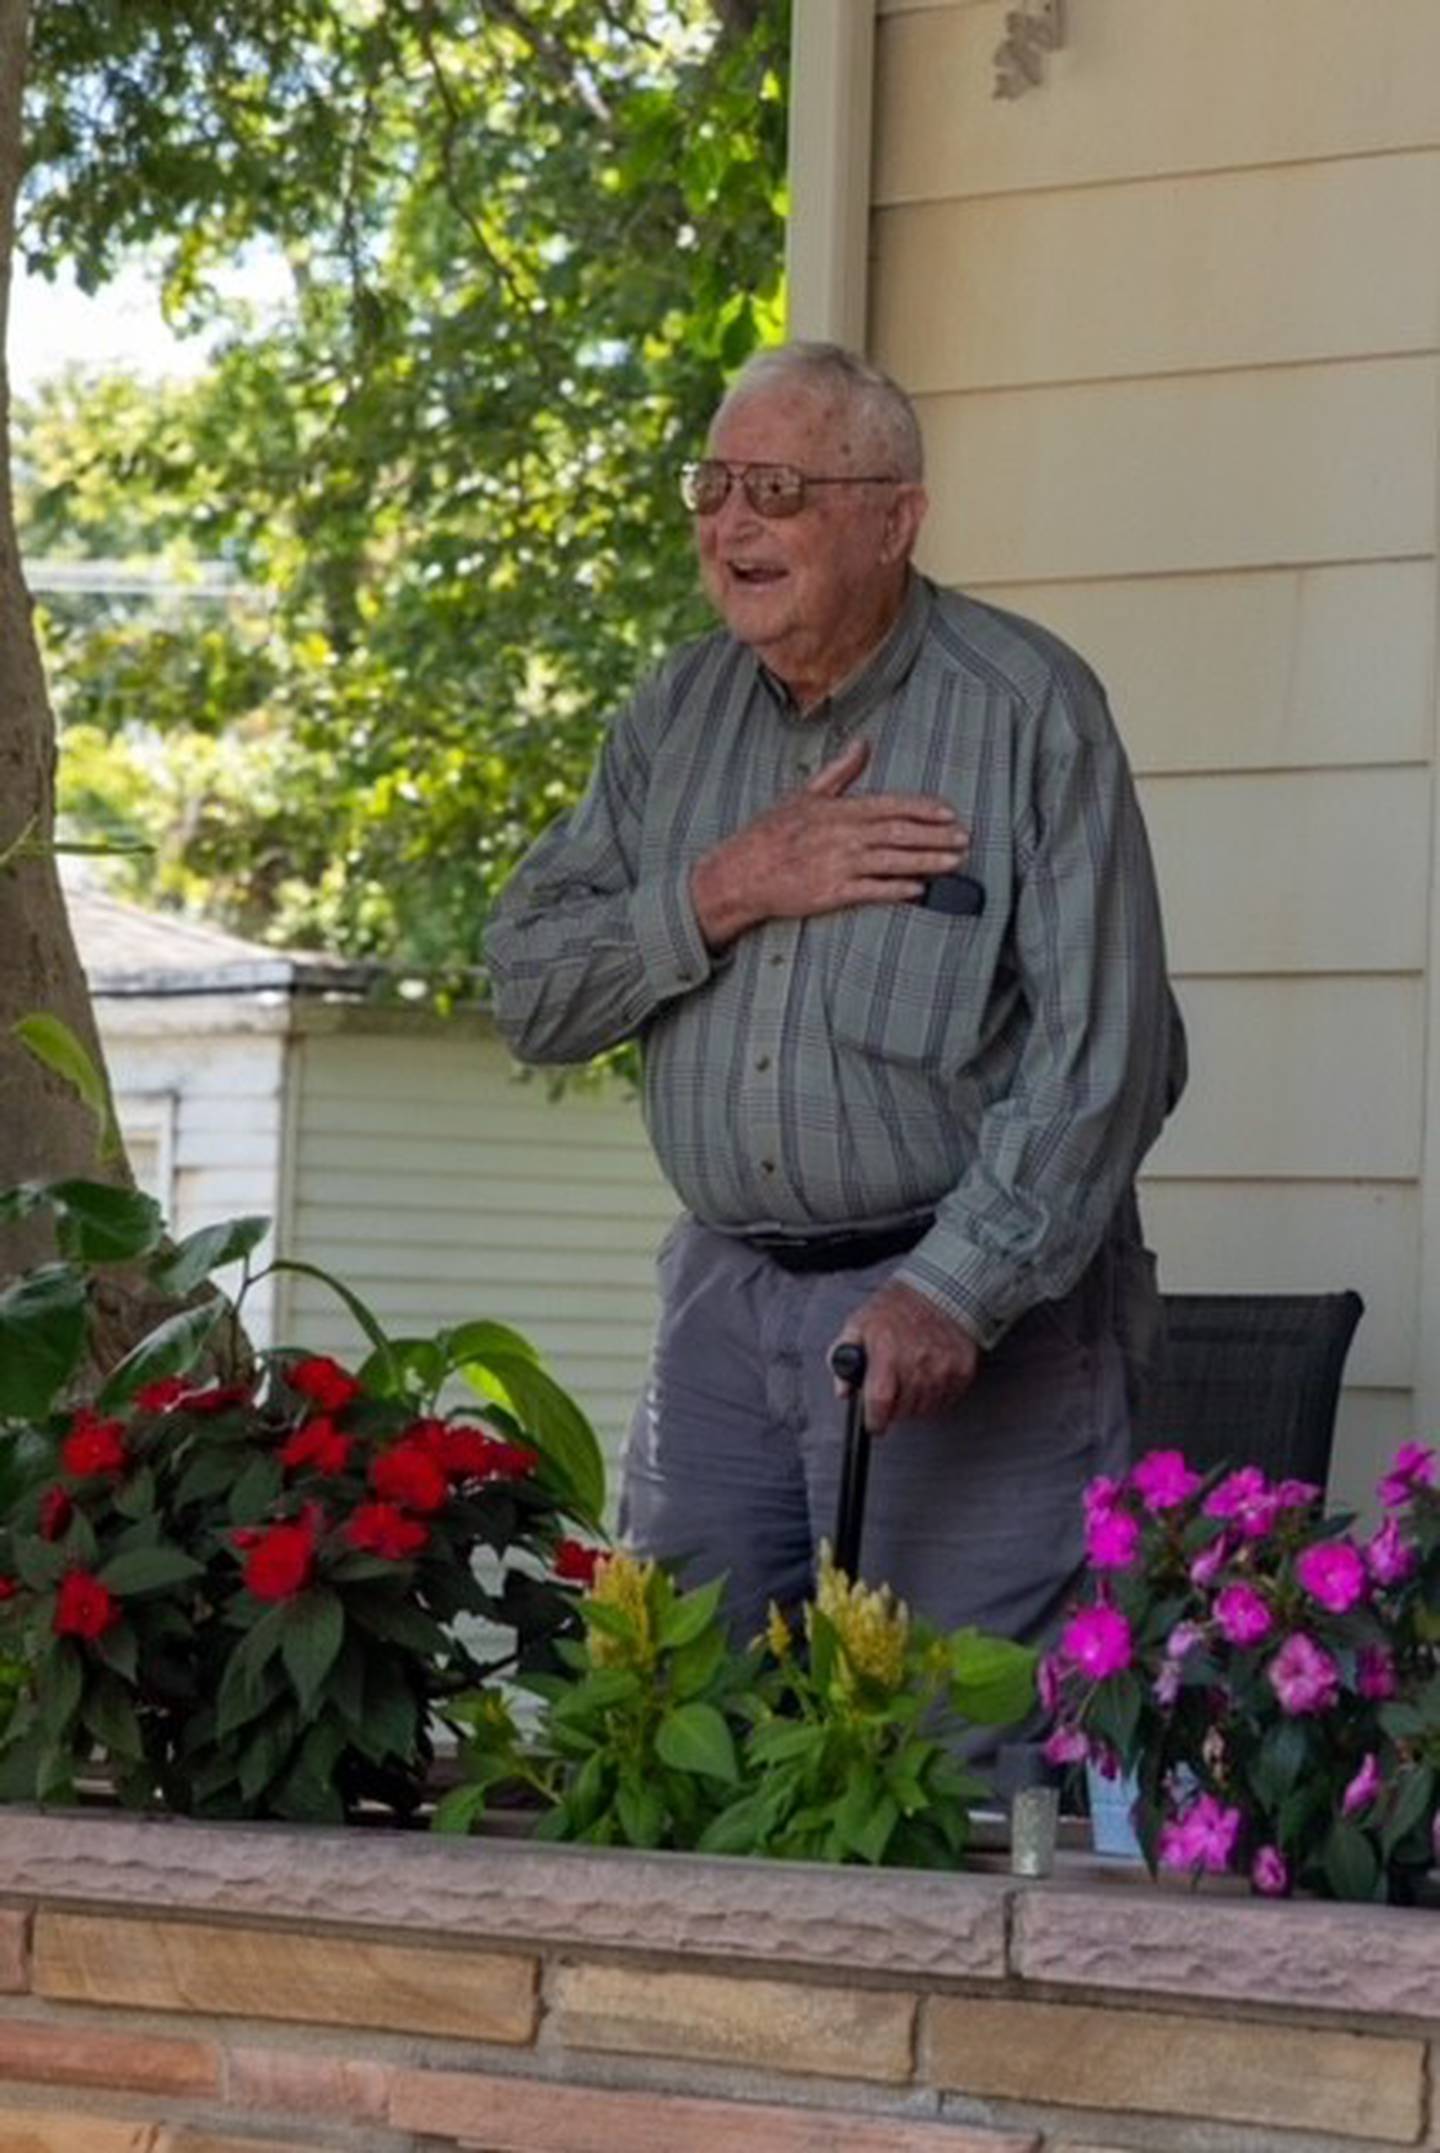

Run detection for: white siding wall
[[283, 1023, 678, 1503], [865, 0, 1440, 1508], [99, 1010, 287, 1349]]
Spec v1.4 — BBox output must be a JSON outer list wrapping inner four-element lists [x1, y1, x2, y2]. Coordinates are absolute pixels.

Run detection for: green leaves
[[0, 1262, 87, 1417], [96, 1298, 226, 1410], [454, 1322, 605, 1525], [97, 1546, 204, 1596], [947, 1630, 1036, 1728], [12, 1017, 121, 1164], [48, 1181, 166, 1264], [149, 1215, 269, 1296], [280, 1590, 345, 1716], [655, 1701, 737, 1783]]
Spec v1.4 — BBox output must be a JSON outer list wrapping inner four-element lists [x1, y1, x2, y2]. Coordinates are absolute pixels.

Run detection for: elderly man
[[485, 341, 1185, 1651]]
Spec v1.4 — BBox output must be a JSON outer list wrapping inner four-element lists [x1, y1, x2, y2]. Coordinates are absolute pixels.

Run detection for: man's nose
[[712, 473, 763, 537]]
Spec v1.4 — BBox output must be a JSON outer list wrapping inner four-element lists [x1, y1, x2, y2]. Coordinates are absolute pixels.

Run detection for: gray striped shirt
[[484, 574, 1186, 1348]]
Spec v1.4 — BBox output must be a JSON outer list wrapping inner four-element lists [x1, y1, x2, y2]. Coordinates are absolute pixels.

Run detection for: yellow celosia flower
[[810, 1543, 909, 1694], [587, 1549, 657, 1670], [764, 1602, 792, 1661]]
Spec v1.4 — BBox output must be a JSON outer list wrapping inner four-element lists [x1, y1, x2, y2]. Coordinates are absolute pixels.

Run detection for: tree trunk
[[0, 0, 130, 1274]]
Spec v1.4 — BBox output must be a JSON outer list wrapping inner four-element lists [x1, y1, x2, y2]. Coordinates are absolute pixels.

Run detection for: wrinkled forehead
[[707, 380, 874, 470]]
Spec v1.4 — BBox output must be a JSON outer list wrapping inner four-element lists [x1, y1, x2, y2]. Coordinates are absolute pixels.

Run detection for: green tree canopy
[[19, 0, 788, 973]]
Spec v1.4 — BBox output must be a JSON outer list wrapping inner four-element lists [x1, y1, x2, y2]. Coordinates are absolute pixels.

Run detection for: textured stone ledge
[[0, 1810, 1434, 2033], [0, 1809, 1009, 1983], [1013, 1881, 1440, 2020]]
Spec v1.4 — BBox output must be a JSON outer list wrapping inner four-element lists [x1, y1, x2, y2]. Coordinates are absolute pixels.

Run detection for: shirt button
[[760, 1159, 775, 1174], [796, 760, 814, 778], [755, 1054, 771, 1072], [769, 952, 785, 968]]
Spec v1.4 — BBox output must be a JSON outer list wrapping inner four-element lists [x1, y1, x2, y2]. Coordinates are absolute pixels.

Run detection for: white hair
[[716, 340, 925, 482]]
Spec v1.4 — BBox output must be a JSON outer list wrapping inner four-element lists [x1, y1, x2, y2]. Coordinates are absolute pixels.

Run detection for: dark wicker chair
[[1135, 1290, 1365, 1491]]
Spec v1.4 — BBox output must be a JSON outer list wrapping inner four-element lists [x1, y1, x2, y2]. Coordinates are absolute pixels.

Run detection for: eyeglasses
[[680, 459, 899, 520]]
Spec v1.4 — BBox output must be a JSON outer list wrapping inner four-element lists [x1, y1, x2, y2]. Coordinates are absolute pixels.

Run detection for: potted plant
[[0, 1171, 605, 1821], [1042, 1445, 1440, 1901]]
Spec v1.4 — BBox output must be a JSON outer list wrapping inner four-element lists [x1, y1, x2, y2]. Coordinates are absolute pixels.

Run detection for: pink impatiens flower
[[1357, 1644, 1398, 1701], [1341, 1752, 1382, 1818], [1364, 1517, 1418, 1588], [1188, 1537, 1229, 1589], [1082, 1474, 1125, 1524], [1294, 1540, 1368, 1615], [1130, 1448, 1202, 1512], [1251, 1845, 1291, 1897], [1036, 1650, 1064, 1715], [1152, 1659, 1183, 1707], [1213, 1582, 1274, 1648], [1043, 1725, 1090, 1766], [1204, 1466, 1278, 1541], [1085, 1507, 1141, 1571], [1061, 1605, 1134, 1681], [1273, 1478, 1321, 1513], [1158, 1793, 1242, 1876], [1267, 1632, 1340, 1717], [1377, 1442, 1436, 1510], [1166, 1621, 1204, 1662]]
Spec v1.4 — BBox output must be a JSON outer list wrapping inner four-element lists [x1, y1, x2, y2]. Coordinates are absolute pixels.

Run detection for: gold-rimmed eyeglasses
[[680, 459, 900, 520]]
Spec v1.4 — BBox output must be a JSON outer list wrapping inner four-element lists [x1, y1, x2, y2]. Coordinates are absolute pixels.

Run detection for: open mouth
[[729, 562, 787, 586]]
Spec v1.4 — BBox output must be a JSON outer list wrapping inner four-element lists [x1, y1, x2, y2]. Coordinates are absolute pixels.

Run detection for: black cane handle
[[828, 1341, 870, 1579], [829, 1340, 867, 1390]]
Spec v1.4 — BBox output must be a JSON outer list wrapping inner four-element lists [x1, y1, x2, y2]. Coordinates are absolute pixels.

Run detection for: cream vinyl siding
[[101, 1018, 286, 1350], [862, 0, 1440, 1507], [283, 1026, 677, 1495]]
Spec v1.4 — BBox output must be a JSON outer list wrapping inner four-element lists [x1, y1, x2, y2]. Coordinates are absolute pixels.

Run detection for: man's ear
[[879, 482, 928, 565]]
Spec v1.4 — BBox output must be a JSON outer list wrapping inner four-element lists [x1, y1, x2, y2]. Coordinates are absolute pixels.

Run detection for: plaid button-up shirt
[[484, 574, 1186, 1347]]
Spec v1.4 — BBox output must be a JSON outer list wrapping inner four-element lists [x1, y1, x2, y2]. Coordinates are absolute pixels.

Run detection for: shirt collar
[[752, 571, 934, 729]]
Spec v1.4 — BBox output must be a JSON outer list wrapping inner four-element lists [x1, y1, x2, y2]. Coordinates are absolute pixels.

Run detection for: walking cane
[[828, 1340, 870, 1580]]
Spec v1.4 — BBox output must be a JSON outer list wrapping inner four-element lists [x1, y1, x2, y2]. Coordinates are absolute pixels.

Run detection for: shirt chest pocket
[[825, 902, 996, 1077]]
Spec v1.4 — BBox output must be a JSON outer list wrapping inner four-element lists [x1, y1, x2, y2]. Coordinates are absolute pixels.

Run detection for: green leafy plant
[[441, 1547, 1036, 1868], [0, 1172, 605, 1821]]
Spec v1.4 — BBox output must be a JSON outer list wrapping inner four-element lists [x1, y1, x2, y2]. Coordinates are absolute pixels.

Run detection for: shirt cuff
[[628, 865, 712, 1004], [892, 1225, 1026, 1353]]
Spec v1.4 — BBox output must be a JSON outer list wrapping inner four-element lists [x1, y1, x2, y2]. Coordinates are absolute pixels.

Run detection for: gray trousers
[[619, 1217, 1131, 1652]]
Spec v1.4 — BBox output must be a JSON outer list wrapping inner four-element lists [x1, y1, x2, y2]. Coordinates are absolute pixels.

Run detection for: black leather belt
[[741, 1216, 934, 1275]]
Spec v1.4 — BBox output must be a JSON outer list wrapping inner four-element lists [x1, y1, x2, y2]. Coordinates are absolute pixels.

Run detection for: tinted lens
[[681, 461, 730, 514], [745, 465, 805, 518]]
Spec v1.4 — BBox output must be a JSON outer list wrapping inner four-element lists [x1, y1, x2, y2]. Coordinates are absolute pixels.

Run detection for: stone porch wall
[[0, 1814, 1433, 2151]]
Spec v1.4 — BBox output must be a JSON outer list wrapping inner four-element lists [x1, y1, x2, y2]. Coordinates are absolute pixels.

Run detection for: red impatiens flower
[[370, 1441, 448, 1514], [487, 1441, 539, 1482], [135, 1375, 191, 1412], [441, 1427, 539, 1484], [290, 1355, 363, 1412], [38, 1486, 73, 1542], [345, 1502, 428, 1560], [0, 1577, 20, 1602], [279, 1416, 352, 1477], [138, 1379, 251, 1417], [553, 1539, 602, 1587], [242, 1518, 317, 1602], [180, 1382, 252, 1415], [61, 1409, 128, 1479], [54, 1571, 119, 1640]]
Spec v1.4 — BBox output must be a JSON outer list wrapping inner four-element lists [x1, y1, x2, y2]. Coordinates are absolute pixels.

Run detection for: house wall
[[280, 1013, 678, 1497], [98, 999, 288, 1351], [853, 0, 1440, 1512]]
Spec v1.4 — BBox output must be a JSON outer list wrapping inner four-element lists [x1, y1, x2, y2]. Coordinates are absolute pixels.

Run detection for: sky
[[9, 252, 291, 396]]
